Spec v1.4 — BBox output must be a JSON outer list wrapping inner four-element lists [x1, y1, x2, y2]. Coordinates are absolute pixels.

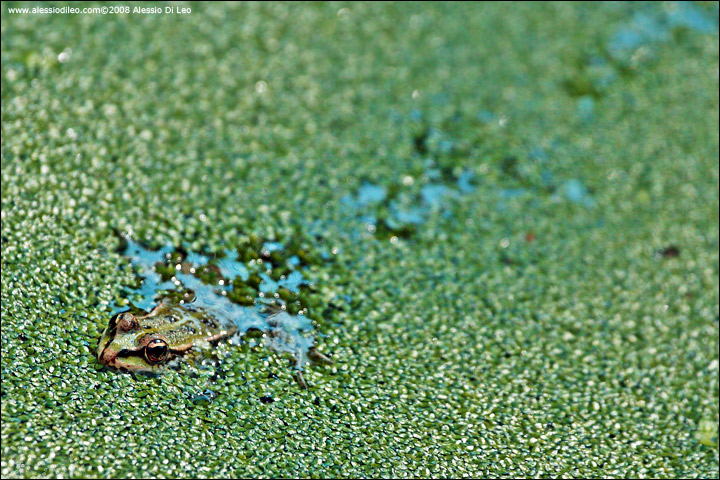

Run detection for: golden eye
[[144, 339, 169, 364]]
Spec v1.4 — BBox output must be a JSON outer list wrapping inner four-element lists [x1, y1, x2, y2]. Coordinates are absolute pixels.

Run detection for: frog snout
[[97, 342, 119, 366]]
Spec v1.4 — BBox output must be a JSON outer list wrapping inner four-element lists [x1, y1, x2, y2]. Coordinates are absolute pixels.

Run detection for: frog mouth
[[96, 328, 148, 371], [96, 328, 116, 363], [97, 344, 125, 368], [98, 346, 160, 372]]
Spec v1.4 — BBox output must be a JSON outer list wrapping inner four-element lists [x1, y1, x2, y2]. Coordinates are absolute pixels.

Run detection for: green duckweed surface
[[2, 1, 719, 478]]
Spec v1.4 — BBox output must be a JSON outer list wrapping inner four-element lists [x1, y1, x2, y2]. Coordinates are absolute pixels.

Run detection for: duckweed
[[2, 2, 718, 478]]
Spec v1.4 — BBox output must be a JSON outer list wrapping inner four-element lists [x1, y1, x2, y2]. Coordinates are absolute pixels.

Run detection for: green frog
[[96, 302, 238, 373]]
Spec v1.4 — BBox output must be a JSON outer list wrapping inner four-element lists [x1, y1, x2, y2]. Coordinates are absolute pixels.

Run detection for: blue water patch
[[577, 96, 595, 122], [184, 251, 210, 266], [500, 188, 528, 199], [438, 139, 455, 154], [341, 112, 488, 237], [264, 311, 316, 369], [541, 170, 555, 188], [387, 207, 426, 230], [667, 2, 718, 33], [424, 167, 443, 181], [129, 274, 176, 312], [216, 250, 249, 281], [343, 166, 478, 236], [278, 271, 306, 293], [587, 56, 618, 91], [457, 169, 477, 194], [390, 205, 425, 225], [174, 268, 268, 332], [608, 28, 645, 61], [421, 183, 460, 207], [259, 273, 279, 294], [477, 110, 495, 123], [631, 12, 671, 42], [608, 3, 718, 64], [262, 241, 284, 253], [342, 183, 387, 208], [423, 128, 456, 155], [529, 147, 548, 162], [357, 183, 387, 206], [563, 179, 595, 207], [121, 242, 175, 311]]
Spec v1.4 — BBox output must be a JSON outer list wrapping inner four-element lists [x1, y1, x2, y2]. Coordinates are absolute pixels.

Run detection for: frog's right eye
[[144, 339, 169, 364], [117, 313, 137, 332]]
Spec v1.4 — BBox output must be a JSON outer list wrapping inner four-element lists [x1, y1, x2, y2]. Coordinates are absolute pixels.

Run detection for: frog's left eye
[[144, 339, 169, 364]]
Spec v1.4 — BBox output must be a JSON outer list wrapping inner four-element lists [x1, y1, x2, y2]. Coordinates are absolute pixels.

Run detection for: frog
[[97, 300, 333, 387], [96, 301, 238, 373]]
